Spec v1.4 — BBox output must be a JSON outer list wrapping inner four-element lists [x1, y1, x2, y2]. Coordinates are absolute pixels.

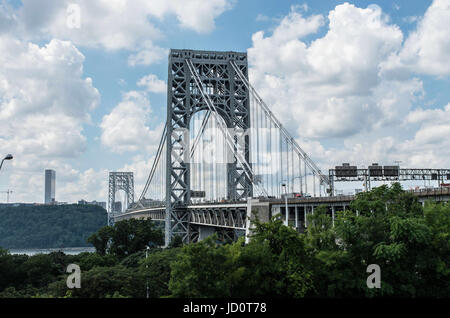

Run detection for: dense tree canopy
[[305, 183, 450, 297], [0, 184, 448, 298], [168, 183, 449, 298], [0, 204, 106, 249], [87, 218, 164, 257]]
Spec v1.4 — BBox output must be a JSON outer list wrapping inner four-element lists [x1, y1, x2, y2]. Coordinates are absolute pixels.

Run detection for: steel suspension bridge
[[110, 49, 450, 246]]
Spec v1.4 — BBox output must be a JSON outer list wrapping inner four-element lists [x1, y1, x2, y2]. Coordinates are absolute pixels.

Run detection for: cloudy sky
[[0, 0, 449, 203]]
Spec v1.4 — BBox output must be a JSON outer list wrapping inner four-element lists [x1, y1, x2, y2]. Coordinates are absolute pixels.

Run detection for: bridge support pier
[[331, 206, 335, 227], [304, 208, 307, 228], [245, 199, 271, 243]]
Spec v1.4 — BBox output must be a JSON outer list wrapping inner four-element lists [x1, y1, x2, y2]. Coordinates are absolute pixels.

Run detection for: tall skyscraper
[[45, 169, 56, 204]]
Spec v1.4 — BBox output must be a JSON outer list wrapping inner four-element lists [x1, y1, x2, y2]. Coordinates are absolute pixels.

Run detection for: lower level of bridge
[[114, 187, 450, 244]]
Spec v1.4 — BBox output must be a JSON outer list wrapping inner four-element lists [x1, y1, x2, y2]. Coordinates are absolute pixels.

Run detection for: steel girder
[[189, 207, 247, 229], [165, 49, 252, 245], [329, 168, 450, 183], [107, 172, 134, 225]]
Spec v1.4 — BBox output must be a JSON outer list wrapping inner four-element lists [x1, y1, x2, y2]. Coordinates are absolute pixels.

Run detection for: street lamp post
[[0, 154, 13, 172], [281, 183, 288, 226], [146, 245, 149, 299]]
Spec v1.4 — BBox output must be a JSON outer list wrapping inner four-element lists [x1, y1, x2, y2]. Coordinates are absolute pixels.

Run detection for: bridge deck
[[114, 187, 450, 229]]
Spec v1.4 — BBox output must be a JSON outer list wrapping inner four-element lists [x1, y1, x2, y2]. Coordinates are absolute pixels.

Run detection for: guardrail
[[407, 187, 450, 196], [124, 187, 450, 213]]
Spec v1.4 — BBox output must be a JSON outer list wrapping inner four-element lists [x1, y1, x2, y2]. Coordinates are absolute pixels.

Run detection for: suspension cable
[[138, 122, 167, 204], [230, 61, 330, 187], [186, 58, 268, 197]]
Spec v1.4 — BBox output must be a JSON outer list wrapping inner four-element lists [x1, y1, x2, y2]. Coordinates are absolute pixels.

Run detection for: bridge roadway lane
[[114, 187, 450, 229]]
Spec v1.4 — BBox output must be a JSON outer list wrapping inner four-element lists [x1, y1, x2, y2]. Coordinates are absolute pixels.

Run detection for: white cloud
[[4, 0, 233, 67], [11, 0, 233, 51], [163, 0, 234, 33], [382, 0, 450, 77], [402, 16, 418, 24], [100, 91, 164, 154], [0, 0, 235, 204], [249, 7, 324, 75], [405, 103, 450, 125], [0, 1, 18, 34], [137, 74, 166, 93], [0, 35, 100, 203], [255, 14, 270, 22], [248, 1, 450, 184], [58, 168, 109, 203], [128, 41, 168, 67], [7, 164, 109, 204], [397, 104, 450, 166], [17, 0, 158, 50], [249, 3, 407, 140], [0, 36, 99, 158]]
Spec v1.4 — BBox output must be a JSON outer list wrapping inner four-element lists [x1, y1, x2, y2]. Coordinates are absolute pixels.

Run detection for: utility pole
[[282, 183, 288, 226], [146, 245, 149, 299], [1, 189, 12, 203]]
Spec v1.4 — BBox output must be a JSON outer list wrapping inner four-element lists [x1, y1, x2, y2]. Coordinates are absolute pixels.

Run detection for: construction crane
[[1, 189, 12, 203]]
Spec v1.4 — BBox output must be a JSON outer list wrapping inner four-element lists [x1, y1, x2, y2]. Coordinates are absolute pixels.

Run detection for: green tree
[[169, 236, 234, 298], [169, 217, 315, 298], [109, 219, 164, 257], [307, 183, 450, 297], [21, 254, 60, 288], [70, 265, 145, 298], [0, 248, 24, 291], [140, 247, 182, 298], [247, 216, 314, 297], [88, 219, 164, 258], [416, 201, 450, 297], [78, 252, 118, 271], [304, 206, 356, 297], [87, 226, 114, 255], [48, 265, 145, 298]]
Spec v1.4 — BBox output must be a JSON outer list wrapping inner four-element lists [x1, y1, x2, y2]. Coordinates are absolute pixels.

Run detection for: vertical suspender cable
[[186, 59, 267, 196], [230, 61, 330, 190], [304, 160, 308, 195]]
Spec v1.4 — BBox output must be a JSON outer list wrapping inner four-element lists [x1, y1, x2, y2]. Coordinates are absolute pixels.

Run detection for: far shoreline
[[7, 246, 96, 256]]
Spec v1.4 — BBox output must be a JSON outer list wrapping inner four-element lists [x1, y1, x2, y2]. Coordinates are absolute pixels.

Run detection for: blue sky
[[0, 0, 449, 203]]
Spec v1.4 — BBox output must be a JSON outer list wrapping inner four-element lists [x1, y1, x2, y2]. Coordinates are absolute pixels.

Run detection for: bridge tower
[[108, 171, 134, 225], [165, 49, 252, 245]]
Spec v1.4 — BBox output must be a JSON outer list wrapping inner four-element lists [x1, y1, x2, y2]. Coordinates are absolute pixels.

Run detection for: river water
[[8, 247, 96, 256]]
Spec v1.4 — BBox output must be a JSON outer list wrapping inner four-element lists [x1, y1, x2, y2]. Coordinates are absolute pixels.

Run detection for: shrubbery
[[0, 184, 448, 298]]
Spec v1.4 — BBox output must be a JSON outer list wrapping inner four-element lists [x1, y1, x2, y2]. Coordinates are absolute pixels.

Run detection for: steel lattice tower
[[108, 171, 134, 225], [165, 49, 252, 245]]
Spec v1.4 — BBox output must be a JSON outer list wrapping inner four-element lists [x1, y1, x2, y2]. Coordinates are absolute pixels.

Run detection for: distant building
[[44, 169, 56, 204], [78, 199, 107, 210], [92, 201, 107, 210], [0, 203, 36, 209]]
